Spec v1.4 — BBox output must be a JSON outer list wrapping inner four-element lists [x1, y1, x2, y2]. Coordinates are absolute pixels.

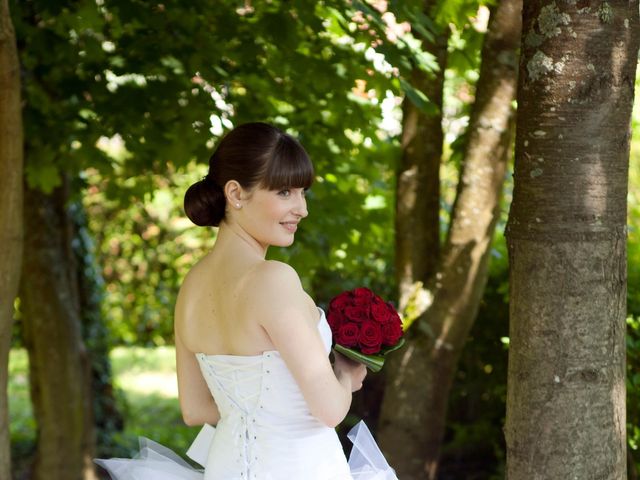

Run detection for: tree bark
[[504, 1, 640, 478], [20, 180, 97, 480], [395, 46, 447, 311], [350, 0, 449, 437], [0, 0, 23, 478], [378, 0, 521, 478]]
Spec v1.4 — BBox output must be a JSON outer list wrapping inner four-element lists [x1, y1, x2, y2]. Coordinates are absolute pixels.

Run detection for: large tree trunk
[[378, 0, 521, 478], [20, 180, 97, 480], [504, 1, 640, 478], [0, 0, 23, 478]]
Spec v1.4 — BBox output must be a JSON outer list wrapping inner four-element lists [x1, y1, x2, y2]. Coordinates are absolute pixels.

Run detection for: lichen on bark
[[527, 50, 564, 81], [538, 3, 570, 37]]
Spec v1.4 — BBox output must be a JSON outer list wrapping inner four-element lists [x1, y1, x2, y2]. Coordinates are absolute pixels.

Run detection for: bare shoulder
[[175, 264, 200, 306], [243, 260, 310, 319], [174, 259, 208, 326], [250, 260, 301, 287]]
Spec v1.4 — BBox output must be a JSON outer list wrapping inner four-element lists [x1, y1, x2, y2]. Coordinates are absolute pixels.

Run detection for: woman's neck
[[215, 219, 268, 259]]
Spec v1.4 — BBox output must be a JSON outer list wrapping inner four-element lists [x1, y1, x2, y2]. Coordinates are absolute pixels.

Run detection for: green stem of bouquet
[[333, 338, 405, 373]]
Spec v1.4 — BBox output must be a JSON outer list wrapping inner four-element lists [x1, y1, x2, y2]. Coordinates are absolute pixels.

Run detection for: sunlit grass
[[9, 346, 200, 471], [8, 348, 35, 471], [111, 346, 179, 398], [105, 346, 198, 459]]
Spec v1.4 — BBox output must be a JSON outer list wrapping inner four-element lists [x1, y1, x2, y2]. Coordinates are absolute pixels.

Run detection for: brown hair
[[184, 122, 314, 227]]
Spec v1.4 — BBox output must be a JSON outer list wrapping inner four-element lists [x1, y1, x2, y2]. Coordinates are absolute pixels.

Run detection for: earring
[[236, 203, 241, 208]]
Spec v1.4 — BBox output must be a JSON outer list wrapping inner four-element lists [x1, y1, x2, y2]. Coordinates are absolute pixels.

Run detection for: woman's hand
[[333, 351, 368, 392]]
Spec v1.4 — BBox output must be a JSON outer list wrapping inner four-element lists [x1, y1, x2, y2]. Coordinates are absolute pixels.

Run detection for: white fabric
[[96, 308, 397, 480], [186, 423, 216, 466], [348, 421, 398, 479], [95, 438, 203, 480]]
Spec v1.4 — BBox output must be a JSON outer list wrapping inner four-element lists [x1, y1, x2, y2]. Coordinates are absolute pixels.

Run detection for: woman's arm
[[249, 261, 367, 428], [175, 293, 221, 427]]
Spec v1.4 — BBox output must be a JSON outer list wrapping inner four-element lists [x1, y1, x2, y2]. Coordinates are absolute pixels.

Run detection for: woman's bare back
[[175, 242, 317, 356]]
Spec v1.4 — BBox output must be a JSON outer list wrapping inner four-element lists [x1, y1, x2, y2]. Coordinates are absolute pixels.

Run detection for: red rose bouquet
[[327, 287, 405, 372]]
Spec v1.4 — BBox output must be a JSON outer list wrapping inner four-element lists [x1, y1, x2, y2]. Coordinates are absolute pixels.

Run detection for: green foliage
[[70, 199, 125, 443], [11, 0, 640, 476], [63, 0, 441, 343], [628, 316, 640, 469], [439, 228, 509, 477], [13, 0, 453, 345], [84, 164, 215, 345], [7, 349, 35, 478], [629, 84, 640, 316], [628, 81, 640, 473], [101, 347, 198, 459], [9, 347, 198, 463]]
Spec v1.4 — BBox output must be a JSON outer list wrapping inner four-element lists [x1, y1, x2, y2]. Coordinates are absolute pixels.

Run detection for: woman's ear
[[224, 180, 243, 209]]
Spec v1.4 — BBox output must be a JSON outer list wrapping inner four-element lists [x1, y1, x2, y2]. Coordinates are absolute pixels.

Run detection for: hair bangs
[[260, 135, 315, 190]]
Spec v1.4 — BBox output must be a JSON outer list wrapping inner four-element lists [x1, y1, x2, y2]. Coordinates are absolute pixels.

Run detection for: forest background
[[2, 0, 640, 479]]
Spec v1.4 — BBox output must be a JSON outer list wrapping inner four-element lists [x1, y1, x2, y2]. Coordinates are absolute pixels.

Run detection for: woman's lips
[[280, 222, 298, 233]]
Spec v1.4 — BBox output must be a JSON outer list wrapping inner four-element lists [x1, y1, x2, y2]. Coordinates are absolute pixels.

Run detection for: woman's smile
[[280, 221, 299, 233]]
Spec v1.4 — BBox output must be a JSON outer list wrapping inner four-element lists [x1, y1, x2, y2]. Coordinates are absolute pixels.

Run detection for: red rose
[[336, 322, 360, 347], [330, 292, 352, 311], [327, 311, 346, 335], [371, 301, 392, 323], [358, 321, 383, 354], [387, 308, 402, 326], [352, 287, 375, 305], [382, 321, 403, 346], [344, 305, 369, 323]]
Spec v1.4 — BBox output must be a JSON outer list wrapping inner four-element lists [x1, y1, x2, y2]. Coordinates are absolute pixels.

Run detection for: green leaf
[[400, 77, 439, 115], [380, 336, 406, 355], [25, 162, 62, 194], [334, 344, 385, 372], [333, 338, 406, 373]]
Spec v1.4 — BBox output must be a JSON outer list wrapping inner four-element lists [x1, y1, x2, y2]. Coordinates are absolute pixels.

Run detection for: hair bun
[[184, 177, 226, 227]]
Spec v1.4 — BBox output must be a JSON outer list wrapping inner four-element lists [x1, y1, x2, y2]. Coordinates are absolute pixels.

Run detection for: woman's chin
[[272, 235, 295, 248]]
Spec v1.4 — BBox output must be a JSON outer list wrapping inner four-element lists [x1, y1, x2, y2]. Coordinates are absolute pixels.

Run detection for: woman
[[97, 122, 395, 480]]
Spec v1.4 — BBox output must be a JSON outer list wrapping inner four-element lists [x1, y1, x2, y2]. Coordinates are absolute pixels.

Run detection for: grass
[[9, 346, 201, 476], [8, 349, 35, 474]]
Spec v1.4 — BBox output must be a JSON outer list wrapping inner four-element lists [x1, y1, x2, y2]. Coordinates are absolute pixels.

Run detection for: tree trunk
[[0, 0, 23, 478], [504, 1, 639, 478], [354, 2, 449, 436], [20, 179, 97, 480], [395, 44, 447, 311], [378, 0, 521, 478]]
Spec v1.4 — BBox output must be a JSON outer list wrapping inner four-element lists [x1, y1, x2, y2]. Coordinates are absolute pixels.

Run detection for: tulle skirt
[[95, 421, 397, 480]]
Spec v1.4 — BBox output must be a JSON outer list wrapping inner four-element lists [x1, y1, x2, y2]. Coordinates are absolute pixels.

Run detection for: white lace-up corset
[[195, 308, 352, 480]]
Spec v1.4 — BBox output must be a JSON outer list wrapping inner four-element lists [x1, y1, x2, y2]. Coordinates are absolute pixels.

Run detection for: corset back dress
[[96, 308, 397, 480], [195, 307, 352, 479]]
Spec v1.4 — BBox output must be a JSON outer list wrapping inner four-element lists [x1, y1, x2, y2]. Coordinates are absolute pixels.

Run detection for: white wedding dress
[[96, 308, 397, 480]]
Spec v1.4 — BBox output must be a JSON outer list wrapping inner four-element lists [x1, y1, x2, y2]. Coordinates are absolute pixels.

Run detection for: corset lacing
[[197, 353, 273, 479]]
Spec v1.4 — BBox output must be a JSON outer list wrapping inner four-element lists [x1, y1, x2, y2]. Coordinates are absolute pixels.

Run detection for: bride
[[96, 122, 397, 480]]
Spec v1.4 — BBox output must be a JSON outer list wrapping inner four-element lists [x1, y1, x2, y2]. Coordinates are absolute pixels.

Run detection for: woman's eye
[[278, 189, 291, 197]]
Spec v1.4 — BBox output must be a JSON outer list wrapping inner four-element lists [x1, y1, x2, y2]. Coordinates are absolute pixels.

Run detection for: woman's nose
[[294, 191, 308, 218]]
